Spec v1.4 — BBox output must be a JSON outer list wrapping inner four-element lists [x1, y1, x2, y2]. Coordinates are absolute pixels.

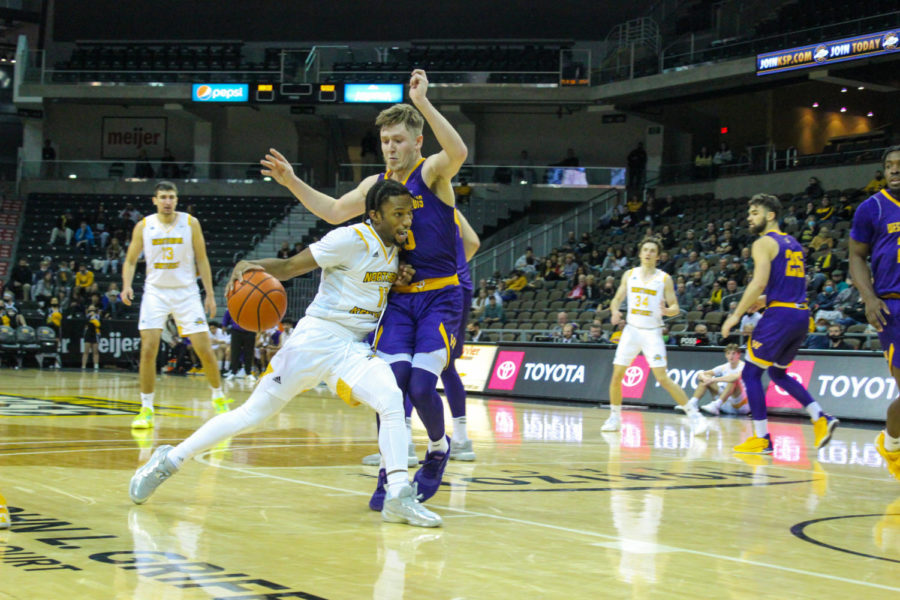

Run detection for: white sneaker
[[244, 374, 257, 382], [235, 368, 246, 378], [382, 485, 442, 528], [449, 439, 476, 461], [688, 411, 709, 435], [675, 398, 698, 413], [700, 401, 720, 415], [224, 372, 235, 380], [601, 413, 621, 432]]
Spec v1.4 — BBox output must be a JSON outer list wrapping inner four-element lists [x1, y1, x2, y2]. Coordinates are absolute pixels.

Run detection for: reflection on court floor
[[1, 369, 898, 599]]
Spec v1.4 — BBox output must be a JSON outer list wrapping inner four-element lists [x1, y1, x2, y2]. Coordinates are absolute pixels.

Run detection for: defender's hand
[[260, 148, 296, 187], [228, 261, 264, 296]]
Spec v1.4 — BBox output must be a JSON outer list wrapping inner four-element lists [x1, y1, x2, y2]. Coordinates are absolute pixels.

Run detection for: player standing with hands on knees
[[604, 237, 708, 434], [848, 145, 900, 480], [121, 181, 231, 429], [130, 179, 443, 527], [721, 194, 838, 454], [260, 70, 468, 506]]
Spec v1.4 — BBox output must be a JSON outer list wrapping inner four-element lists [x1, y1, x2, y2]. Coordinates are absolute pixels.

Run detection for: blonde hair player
[[604, 237, 708, 434], [130, 179, 442, 527], [121, 181, 232, 429]]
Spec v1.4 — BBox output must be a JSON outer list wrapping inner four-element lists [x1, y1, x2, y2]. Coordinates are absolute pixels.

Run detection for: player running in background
[[130, 179, 441, 527], [604, 237, 708, 434], [121, 181, 231, 428], [849, 145, 900, 480], [722, 194, 838, 454], [261, 69, 468, 503]]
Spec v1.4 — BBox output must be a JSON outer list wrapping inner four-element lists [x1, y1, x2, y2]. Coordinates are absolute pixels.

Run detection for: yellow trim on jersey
[[393, 274, 460, 294], [336, 378, 360, 406], [745, 335, 774, 367], [363, 223, 396, 262], [887, 343, 895, 367], [384, 157, 426, 186], [261, 363, 275, 378], [438, 322, 451, 370], [454, 209, 462, 237], [767, 301, 808, 310], [373, 325, 384, 351], [353, 228, 370, 252], [882, 189, 900, 208]]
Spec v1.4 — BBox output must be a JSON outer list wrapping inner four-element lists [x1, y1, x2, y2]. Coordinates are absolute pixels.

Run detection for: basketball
[[227, 270, 287, 332]]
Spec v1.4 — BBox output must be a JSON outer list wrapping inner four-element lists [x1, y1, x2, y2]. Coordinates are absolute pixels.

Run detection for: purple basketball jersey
[[763, 231, 807, 305], [850, 189, 900, 296]]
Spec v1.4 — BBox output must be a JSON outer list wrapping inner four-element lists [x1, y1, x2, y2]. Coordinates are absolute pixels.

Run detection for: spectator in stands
[[697, 259, 715, 289], [693, 146, 712, 179], [659, 224, 676, 250], [550, 311, 571, 340], [715, 231, 735, 258], [49, 210, 74, 246], [813, 282, 839, 313], [561, 254, 578, 282], [504, 270, 530, 299], [643, 190, 658, 224], [41, 138, 56, 178], [81, 308, 101, 370], [538, 257, 563, 282], [582, 324, 609, 344], [74, 221, 95, 255], [782, 205, 800, 229], [513, 150, 536, 184], [135, 149, 155, 178], [567, 273, 589, 300], [713, 142, 733, 168], [658, 250, 675, 275], [556, 323, 577, 344], [470, 287, 489, 321], [803, 176, 825, 201], [738, 246, 753, 272], [740, 305, 762, 332], [93, 202, 111, 249], [806, 318, 831, 349], [826, 323, 852, 350], [626, 142, 647, 190], [838, 194, 856, 221], [679, 229, 699, 255], [46, 297, 62, 334], [9, 258, 33, 301], [603, 248, 628, 272], [831, 269, 849, 293], [681, 323, 710, 347], [799, 216, 818, 245], [576, 232, 593, 256], [725, 278, 739, 298], [102, 237, 124, 275], [1, 292, 25, 327], [119, 203, 142, 225], [726, 255, 747, 285], [32, 256, 54, 283], [481, 296, 504, 327], [56, 259, 74, 289], [707, 280, 724, 310], [103, 282, 122, 318], [289, 242, 303, 256], [679, 251, 701, 276], [276, 242, 291, 259], [31, 271, 56, 305], [515, 247, 537, 273], [626, 195, 644, 222], [815, 196, 836, 224], [809, 225, 834, 252], [864, 170, 887, 195], [554, 148, 580, 167], [74, 263, 94, 293], [658, 195, 677, 220], [466, 321, 483, 342], [675, 281, 693, 309]]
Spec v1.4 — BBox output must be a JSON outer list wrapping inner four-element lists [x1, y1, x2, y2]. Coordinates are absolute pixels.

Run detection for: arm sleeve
[[308, 226, 359, 269]]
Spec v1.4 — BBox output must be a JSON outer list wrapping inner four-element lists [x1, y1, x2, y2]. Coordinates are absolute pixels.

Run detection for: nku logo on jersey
[[192, 84, 249, 103]]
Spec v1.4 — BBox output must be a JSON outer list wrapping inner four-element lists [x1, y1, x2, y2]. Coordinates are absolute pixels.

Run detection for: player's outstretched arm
[[121, 220, 145, 306], [229, 251, 319, 292], [410, 70, 468, 188], [261, 148, 371, 224]]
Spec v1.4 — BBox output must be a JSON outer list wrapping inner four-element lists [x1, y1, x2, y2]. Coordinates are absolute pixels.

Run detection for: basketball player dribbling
[[604, 237, 708, 435], [261, 69, 468, 504], [130, 179, 442, 527], [121, 181, 231, 429], [721, 194, 837, 454], [849, 145, 900, 480]]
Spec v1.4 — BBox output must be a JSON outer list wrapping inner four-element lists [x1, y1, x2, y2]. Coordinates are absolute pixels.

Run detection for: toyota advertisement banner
[[482, 344, 893, 422]]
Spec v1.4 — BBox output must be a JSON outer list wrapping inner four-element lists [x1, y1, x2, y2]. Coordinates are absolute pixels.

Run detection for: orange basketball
[[227, 270, 287, 332]]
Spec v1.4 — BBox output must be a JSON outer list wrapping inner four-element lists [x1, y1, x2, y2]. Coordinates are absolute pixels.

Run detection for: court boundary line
[[191, 452, 900, 593]]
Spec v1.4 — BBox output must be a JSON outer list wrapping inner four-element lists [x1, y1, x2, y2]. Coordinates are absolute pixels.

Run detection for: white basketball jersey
[[713, 360, 744, 379], [142, 212, 197, 288], [625, 268, 667, 329], [305, 222, 398, 339]]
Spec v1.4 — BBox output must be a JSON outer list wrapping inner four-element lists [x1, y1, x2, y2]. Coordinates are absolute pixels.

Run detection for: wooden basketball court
[[2, 369, 899, 599]]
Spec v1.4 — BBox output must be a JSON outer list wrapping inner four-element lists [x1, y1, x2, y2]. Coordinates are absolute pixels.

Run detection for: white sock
[[405, 417, 413, 443], [686, 405, 701, 416], [805, 401, 823, 422], [885, 431, 900, 452], [224, 360, 230, 370], [753, 419, 769, 438], [385, 472, 409, 500], [452, 416, 469, 442], [711, 398, 724, 409], [211, 387, 224, 400], [611, 405, 622, 418], [685, 397, 699, 410], [140, 393, 154, 411], [428, 436, 449, 454]]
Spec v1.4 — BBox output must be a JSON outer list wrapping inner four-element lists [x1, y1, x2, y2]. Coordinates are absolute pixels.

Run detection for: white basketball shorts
[[139, 284, 208, 335], [255, 316, 396, 405], [613, 324, 667, 368]]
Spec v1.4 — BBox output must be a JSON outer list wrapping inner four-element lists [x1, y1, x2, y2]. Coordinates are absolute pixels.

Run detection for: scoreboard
[[757, 29, 899, 76]]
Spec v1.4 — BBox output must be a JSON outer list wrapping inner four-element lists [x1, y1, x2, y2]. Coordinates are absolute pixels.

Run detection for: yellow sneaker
[[187, 367, 200, 375], [131, 407, 154, 429], [733, 434, 773, 454], [211, 396, 234, 414], [812, 414, 839, 450], [875, 431, 900, 481], [0, 491, 10, 529]]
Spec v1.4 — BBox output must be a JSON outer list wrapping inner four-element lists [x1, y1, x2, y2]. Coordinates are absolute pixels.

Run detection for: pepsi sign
[[192, 83, 249, 102]]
